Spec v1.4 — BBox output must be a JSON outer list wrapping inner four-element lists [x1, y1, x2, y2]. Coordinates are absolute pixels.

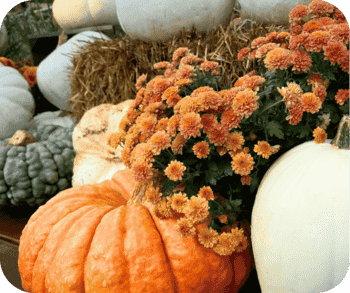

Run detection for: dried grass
[[67, 17, 289, 123]]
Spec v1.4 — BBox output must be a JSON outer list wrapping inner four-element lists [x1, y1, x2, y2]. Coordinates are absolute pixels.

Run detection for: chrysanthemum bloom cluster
[[0, 57, 38, 87], [237, 0, 349, 139], [110, 46, 286, 255], [110, 1, 348, 256]]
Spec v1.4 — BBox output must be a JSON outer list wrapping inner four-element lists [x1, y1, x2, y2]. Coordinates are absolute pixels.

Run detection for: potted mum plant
[[107, 0, 348, 258]]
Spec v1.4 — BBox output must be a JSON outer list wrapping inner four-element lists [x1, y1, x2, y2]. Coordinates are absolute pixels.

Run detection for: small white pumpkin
[[36, 31, 111, 112], [0, 63, 36, 139], [238, 0, 313, 25], [115, 0, 235, 42], [72, 99, 133, 186], [52, 0, 120, 29], [251, 115, 349, 293]]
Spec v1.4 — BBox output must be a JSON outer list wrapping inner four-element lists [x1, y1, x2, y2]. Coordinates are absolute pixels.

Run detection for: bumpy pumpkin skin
[[19, 169, 252, 293]]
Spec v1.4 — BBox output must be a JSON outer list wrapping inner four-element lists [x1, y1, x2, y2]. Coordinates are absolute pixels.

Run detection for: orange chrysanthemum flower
[[130, 143, 154, 165], [200, 61, 219, 71], [335, 89, 349, 106], [162, 86, 182, 107], [175, 217, 196, 237], [264, 48, 293, 72], [165, 160, 186, 181], [299, 92, 322, 114], [170, 192, 188, 213], [255, 43, 280, 59], [182, 196, 210, 223], [249, 133, 257, 140], [237, 47, 250, 60], [180, 53, 200, 65], [290, 24, 302, 36], [217, 146, 228, 156], [288, 33, 309, 50], [340, 52, 349, 73], [241, 75, 266, 91], [226, 132, 244, 152], [312, 83, 327, 102], [176, 64, 195, 80], [22, 67, 38, 87], [329, 23, 349, 44], [277, 31, 290, 41], [251, 36, 268, 48], [171, 133, 187, 155], [131, 159, 153, 182], [201, 113, 218, 133], [174, 78, 192, 87], [291, 49, 312, 73], [313, 127, 327, 144], [254, 141, 273, 159], [136, 113, 158, 136], [148, 131, 172, 155], [323, 40, 348, 65], [0, 57, 16, 68], [198, 186, 215, 201], [145, 185, 162, 205], [193, 141, 211, 159], [289, 4, 309, 23], [303, 20, 323, 33], [207, 123, 229, 146], [156, 118, 169, 132], [266, 32, 280, 42], [249, 49, 258, 60], [167, 115, 180, 137], [198, 226, 219, 249], [135, 74, 148, 90], [307, 73, 324, 86], [231, 152, 255, 176], [218, 87, 241, 109], [172, 47, 189, 63], [304, 30, 331, 52], [179, 112, 202, 139], [308, 0, 334, 16], [317, 16, 334, 26], [191, 86, 216, 97], [154, 61, 171, 70], [333, 6, 346, 23], [199, 91, 223, 111], [231, 89, 260, 118], [241, 175, 251, 185]]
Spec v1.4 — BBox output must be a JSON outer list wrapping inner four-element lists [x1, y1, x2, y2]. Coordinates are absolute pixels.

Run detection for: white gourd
[[0, 63, 36, 139], [52, 0, 120, 29], [251, 115, 349, 293], [239, 0, 313, 25], [115, 0, 235, 42], [36, 31, 111, 112]]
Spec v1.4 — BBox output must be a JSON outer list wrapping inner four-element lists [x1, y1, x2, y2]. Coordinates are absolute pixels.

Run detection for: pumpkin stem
[[331, 115, 349, 150], [126, 182, 150, 205]]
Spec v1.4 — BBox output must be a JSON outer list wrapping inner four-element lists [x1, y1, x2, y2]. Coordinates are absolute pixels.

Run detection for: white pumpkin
[[251, 116, 349, 293], [115, 0, 235, 42], [0, 63, 36, 139], [0, 22, 7, 54], [52, 0, 120, 29], [238, 0, 313, 25], [72, 100, 133, 186], [36, 31, 111, 112]]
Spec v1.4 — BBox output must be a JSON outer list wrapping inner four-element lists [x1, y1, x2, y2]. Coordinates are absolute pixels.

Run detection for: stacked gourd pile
[[16, 1, 350, 293], [0, 57, 76, 207]]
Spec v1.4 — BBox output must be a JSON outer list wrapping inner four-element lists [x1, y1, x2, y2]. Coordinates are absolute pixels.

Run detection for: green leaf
[[298, 124, 312, 139], [266, 121, 284, 139], [208, 161, 219, 172], [250, 176, 260, 193]]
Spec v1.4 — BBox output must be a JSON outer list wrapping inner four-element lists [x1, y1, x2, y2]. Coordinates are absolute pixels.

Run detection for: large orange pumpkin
[[18, 169, 253, 293]]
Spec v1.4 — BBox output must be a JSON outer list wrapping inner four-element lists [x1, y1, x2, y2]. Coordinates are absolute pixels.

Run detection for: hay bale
[[67, 18, 289, 123]]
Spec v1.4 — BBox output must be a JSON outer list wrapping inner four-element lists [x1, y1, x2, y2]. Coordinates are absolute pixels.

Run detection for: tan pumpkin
[[18, 168, 253, 293], [72, 100, 134, 186]]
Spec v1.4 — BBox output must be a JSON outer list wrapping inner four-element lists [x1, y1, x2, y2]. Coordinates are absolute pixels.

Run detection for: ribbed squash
[[18, 168, 253, 293]]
